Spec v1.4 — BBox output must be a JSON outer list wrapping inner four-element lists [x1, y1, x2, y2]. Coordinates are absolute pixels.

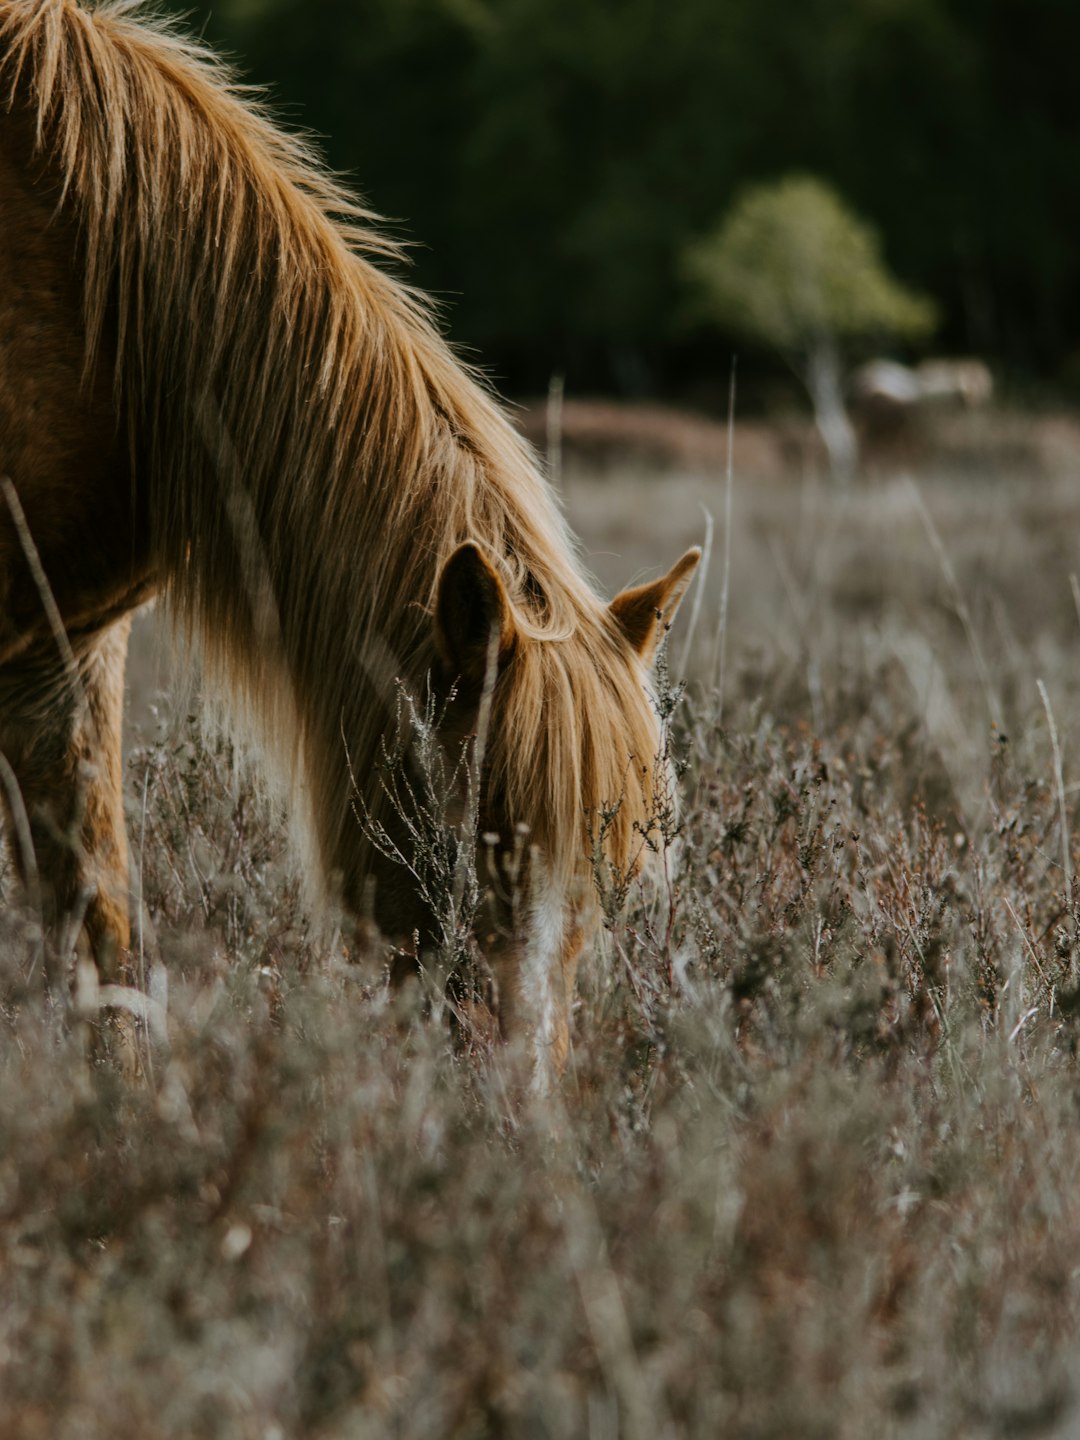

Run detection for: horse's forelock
[[489, 614, 663, 893]]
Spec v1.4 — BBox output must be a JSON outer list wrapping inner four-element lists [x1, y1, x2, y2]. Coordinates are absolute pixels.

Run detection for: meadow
[[4, 406, 1080, 1438]]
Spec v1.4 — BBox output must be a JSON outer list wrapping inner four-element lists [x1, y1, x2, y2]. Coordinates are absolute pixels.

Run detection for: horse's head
[[431, 539, 700, 1080]]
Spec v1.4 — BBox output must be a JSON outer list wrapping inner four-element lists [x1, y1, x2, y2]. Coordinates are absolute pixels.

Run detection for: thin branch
[[1, 477, 83, 702]]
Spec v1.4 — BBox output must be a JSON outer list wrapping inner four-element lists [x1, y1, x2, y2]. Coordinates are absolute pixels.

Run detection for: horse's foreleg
[[0, 618, 132, 984]]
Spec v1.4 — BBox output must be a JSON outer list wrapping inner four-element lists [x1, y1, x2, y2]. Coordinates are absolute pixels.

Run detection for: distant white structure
[[852, 357, 993, 410]]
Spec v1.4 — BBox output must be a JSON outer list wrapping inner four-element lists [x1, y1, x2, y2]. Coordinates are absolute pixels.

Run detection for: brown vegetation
[[5, 428, 1080, 1435], [516, 395, 1080, 485]]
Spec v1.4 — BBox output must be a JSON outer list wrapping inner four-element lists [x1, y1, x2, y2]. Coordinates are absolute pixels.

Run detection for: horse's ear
[[434, 542, 516, 687], [609, 547, 702, 662]]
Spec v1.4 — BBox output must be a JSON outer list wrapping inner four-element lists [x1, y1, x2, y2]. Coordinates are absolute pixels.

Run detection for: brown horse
[[0, 0, 698, 1075]]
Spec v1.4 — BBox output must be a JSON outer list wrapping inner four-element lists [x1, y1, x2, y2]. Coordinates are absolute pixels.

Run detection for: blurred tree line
[[172, 0, 1080, 400]]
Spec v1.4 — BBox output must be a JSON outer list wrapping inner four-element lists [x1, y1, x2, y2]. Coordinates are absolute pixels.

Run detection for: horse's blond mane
[[0, 0, 662, 900]]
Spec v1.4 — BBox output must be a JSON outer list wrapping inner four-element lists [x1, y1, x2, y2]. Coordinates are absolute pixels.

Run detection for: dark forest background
[[169, 0, 1080, 403]]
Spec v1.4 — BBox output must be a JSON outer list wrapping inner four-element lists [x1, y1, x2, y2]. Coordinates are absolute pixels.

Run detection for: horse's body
[[0, 0, 696, 1073]]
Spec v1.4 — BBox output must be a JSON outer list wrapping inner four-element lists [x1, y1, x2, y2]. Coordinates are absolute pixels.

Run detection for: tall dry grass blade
[[906, 475, 1000, 731], [0, 476, 82, 698], [545, 372, 565, 495], [1, 474, 93, 993], [537, 1088, 676, 1440], [453, 622, 500, 916], [767, 531, 826, 735], [192, 394, 288, 657], [1002, 892, 1053, 1001], [135, 761, 157, 1086], [565, 1197, 667, 1440], [94, 982, 169, 1042], [677, 504, 713, 677], [711, 357, 737, 717], [1037, 677, 1074, 980], [0, 750, 44, 985]]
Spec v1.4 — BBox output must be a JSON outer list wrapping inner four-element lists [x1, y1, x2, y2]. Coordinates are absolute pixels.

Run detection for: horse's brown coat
[[0, 0, 697, 1066]]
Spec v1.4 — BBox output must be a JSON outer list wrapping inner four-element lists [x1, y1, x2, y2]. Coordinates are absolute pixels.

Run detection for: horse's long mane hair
[[0, 0, 662, 900]]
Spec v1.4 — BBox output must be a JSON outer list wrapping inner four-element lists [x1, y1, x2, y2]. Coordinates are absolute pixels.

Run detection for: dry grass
[[6, 420, 1080, 1437]]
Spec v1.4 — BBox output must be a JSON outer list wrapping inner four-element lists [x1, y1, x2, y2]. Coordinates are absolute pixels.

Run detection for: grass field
[[4, 410, 1080, 1437]]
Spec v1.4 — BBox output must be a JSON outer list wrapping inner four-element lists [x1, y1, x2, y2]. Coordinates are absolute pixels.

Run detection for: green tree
[[686, 175, 937, 479], [167, 0, 1080, 390]]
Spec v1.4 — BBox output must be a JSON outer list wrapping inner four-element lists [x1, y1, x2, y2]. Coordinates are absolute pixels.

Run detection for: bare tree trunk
[[804, 339, 858, 483]]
